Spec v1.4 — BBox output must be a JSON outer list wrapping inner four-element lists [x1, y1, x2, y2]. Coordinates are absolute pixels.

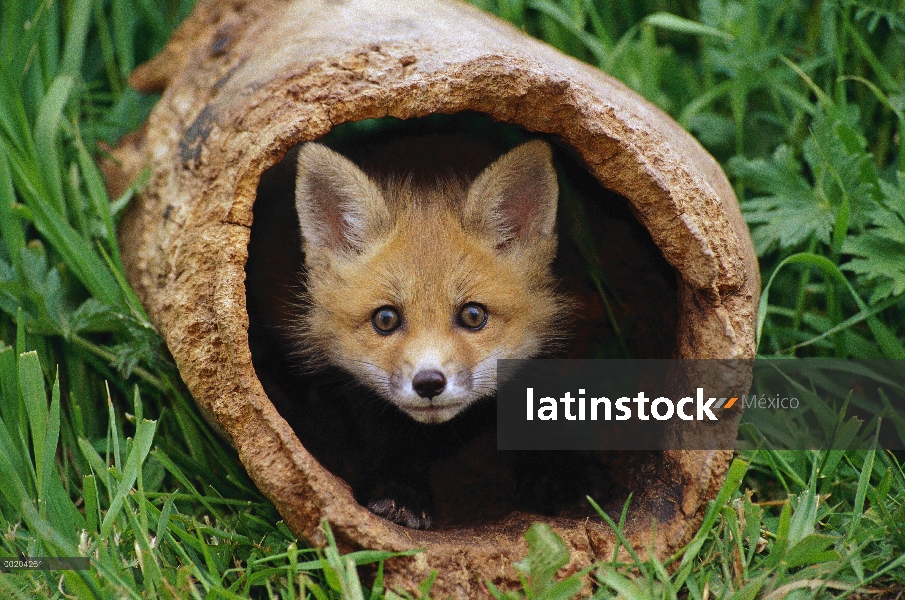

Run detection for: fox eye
[[457, 303, 487, 330], [372, 306, 401, 334]]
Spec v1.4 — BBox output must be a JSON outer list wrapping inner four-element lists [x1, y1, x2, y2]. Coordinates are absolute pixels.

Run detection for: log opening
[[245, 113, 680, 530]]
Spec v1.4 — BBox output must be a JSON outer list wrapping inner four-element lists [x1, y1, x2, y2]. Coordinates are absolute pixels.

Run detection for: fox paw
[[367, 497, 433, 530]]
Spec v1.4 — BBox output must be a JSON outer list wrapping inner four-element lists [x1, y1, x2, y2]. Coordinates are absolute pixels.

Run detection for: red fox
[[291, 138, 568, 528]]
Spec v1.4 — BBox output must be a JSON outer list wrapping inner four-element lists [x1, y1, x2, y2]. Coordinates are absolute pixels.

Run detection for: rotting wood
[[106, 0, 759, 595]]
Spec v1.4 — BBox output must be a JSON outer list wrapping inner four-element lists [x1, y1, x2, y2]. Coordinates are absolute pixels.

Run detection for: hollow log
[[106, 0, 759, 595]]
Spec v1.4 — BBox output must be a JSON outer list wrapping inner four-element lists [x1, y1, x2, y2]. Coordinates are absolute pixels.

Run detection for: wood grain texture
[[107, 0, 759, 594]]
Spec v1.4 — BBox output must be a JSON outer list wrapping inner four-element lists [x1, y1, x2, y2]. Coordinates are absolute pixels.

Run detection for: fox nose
[[412, 370, 446, 399]]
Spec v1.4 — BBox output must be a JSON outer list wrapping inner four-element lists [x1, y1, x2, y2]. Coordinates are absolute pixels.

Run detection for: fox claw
[[368, 498, 433, 530]]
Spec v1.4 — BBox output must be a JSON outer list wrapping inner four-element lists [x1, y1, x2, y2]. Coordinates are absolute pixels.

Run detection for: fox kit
[[293, 138, 566, 528]]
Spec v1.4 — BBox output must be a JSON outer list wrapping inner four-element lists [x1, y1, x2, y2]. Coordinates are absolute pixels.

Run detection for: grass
[[0, 0, 904, 597]]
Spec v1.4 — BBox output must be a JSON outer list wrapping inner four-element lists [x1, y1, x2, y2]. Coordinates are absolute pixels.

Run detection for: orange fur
[[294, 140, 567, 423]]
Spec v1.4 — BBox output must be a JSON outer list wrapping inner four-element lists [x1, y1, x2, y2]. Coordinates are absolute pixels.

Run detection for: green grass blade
[[33, 74, 74, 217], [18, 351, 48, 485], [0, 423, 36, 514], [83, 473, 100, 533], [91, 0, 123, 97], [0, 153, 25, 268], [0, 346, 18, 420], [10, 155, 125, 310], [849, 425, 880, 540], [39, 369, 62, 520], [59, 0, 92, 78], [100, 417, 156, 538], [527, 0, 609, 64], [74, 130, 120, 259], [673, 458, 749, 588], [77, 436, 114, 494], [644, 12, 733, 41], [0, 61, 38, 159]]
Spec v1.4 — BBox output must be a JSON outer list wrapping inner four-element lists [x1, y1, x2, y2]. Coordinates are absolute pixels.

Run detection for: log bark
[[107, 0, 759, 595]]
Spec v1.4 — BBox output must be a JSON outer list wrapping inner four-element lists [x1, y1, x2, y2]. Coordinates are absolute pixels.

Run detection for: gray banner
[[496, 359, 905, 450]]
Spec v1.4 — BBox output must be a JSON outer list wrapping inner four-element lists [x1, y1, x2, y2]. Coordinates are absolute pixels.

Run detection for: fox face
[[293, 139, 565, 424]]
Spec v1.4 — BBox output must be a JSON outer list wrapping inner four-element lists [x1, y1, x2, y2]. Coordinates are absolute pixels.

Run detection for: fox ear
[[463, 140, 558, 248], [295, 143, 390, 254]]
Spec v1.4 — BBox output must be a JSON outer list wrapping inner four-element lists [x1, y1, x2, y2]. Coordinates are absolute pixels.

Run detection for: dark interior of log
[[245, 113, 680, 529]]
